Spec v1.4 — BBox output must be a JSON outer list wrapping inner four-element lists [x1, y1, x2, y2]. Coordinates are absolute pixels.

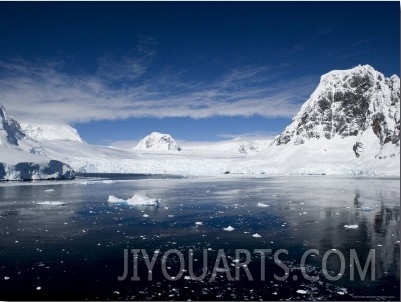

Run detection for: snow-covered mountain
[[21, 123, 84, 143], [272, 65, 400, 160], [0, 105, 75, 180], [134, 132, 182, 152], [2, 65, 398, 177], [0, 105, 45, 155]]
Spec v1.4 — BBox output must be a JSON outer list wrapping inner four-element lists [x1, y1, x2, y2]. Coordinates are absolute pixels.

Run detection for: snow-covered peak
[[238, 142, 262, 154], [21, 123, 84, 143], [134, 132, 181, 152], [318, 64, 379, 86]]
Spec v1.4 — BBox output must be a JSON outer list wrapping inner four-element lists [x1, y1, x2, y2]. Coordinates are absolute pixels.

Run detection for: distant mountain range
[[1, 64, 399, 178]]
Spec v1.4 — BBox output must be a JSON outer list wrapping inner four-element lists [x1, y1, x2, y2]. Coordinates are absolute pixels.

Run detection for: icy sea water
[[0, 175, 399, 301]]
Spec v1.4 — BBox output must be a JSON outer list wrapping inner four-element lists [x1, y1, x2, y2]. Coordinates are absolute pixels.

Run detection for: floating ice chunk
[[126, 194, 160, 206], [223, 226, 235, 232], [252, 233, 262, 238], [37, 201, 65, 206], [108, 195, 125, 203], [4, 276, 10, 280], [257, 203, 270, 208], [102, 180, 114, 184], [184, 276, 191, 280], [80, 181, 94, 185], [44, 188, 55, 192], [143, 214, 149, 218], [360, 206, 372, 211], [296, 289, 307, 294], [195, 222, 203, 226], [36, 286, 42, 291], [344, 224, 359, 229], [108, 194, 160, 206]]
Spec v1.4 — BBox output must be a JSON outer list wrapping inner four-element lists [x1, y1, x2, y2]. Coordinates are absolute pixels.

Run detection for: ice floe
[[223, 226, 235, 231], [344, 224, 359, 229], [108, 194, 160, 206]]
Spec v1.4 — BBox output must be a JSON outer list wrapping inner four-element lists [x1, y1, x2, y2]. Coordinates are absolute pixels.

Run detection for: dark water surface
[[0, 175, 399, 300]]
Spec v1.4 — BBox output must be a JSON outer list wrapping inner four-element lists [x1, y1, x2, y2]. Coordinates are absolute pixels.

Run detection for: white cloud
[[0, 58, 317, 124]]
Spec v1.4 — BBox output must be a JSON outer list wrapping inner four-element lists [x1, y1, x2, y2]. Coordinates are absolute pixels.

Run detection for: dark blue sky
[[0, 2, 399, 143]]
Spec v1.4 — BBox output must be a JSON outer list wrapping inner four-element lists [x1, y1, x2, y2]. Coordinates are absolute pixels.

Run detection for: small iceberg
[[344, 224, 359, 229], [37, 201, 65, 206], [257, 203, 270, 208], [108, 194, 160, 207], [296, 289, 307, 295], [223, 226, 235, 232], [44, 188, 55, 192], [252, 233, 262, 238]]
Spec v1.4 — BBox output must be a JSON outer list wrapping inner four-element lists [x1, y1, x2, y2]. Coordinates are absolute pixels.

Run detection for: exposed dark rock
[[353, 142, 364, 158]]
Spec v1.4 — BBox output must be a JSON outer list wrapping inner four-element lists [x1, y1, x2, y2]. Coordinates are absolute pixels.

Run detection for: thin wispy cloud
[[289, 27, 336, 54], [97, 37, 156, 83], [0, 57, 317, 125]]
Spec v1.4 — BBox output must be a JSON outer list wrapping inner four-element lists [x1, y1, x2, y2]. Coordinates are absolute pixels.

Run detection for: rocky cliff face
[[273, 65, 400, 158]]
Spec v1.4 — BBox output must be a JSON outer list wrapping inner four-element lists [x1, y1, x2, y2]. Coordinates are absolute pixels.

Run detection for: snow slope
[[21, 123, 84, 143]]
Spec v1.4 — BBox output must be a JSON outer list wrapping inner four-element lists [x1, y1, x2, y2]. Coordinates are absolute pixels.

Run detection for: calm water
[[0, 175, 399, 301]]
